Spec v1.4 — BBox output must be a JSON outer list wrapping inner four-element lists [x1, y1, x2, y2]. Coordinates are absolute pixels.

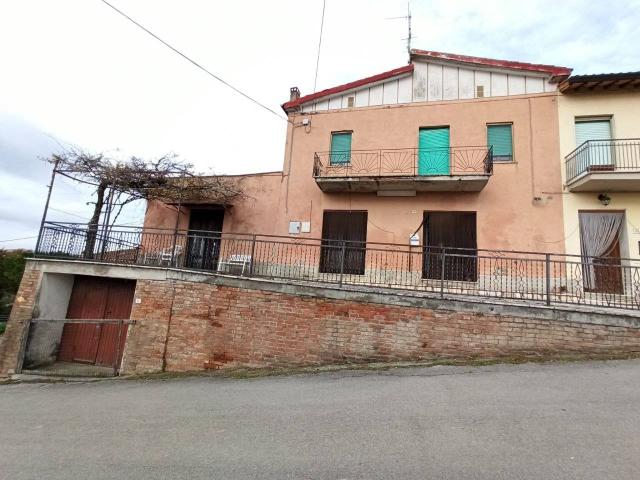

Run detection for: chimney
[[289, 87, 300, 102]]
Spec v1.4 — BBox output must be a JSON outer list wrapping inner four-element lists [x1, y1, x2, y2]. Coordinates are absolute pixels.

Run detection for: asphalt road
[[1, 360, 640, 480]]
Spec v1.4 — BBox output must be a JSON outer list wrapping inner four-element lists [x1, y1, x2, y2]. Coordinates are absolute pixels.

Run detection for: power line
[[49, 207, 90, 220], [98, 0, 290, 123], [313, 0, 326, 93], [0, 236, 38, 243]]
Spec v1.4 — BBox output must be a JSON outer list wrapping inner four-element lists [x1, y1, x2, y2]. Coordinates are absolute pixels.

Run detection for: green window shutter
[[575, 120, 611, 147], [487, 124, 513, 162], [330, 132, 352, 164]]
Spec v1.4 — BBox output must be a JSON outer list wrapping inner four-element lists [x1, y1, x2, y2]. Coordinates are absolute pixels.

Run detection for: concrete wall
[[23, 273, 74, 368], [143, 172, 284, 236], [558, 91, 640, 259]]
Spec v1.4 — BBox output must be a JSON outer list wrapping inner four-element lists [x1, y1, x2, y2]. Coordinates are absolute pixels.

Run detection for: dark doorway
[[423, 212, 477, 281], [319, 211, 368, 275], [58, 276, 135, 368], [185, 208, 225, 270], [579, 211, 624, 294]]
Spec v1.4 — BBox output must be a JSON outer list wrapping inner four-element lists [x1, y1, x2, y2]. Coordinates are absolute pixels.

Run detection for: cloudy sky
[[1, 0, 639, 248]]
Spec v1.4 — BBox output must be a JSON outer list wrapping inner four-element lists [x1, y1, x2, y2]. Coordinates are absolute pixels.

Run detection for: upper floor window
[[575, 117, 612, 148], [487, 123, 513, 162], [330, 131, 352, 164]]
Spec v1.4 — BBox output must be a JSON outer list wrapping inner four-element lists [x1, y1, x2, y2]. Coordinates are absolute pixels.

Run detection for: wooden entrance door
[[58, 276, 136, 367], [186, 208, 225, 270], [423, 212, 477, 281], [591, 236, 624, 294], [319, 211, 367, 275]]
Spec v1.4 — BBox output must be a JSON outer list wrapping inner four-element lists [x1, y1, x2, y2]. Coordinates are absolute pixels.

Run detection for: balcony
[[565, 139, 640, 192], [313, 146, 493, 193]]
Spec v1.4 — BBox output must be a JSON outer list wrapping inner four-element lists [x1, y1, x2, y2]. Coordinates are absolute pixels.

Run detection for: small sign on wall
[[289, 221, 301, 234]]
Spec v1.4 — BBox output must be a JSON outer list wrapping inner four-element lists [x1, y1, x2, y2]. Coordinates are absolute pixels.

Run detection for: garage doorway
[[57, 276, 136, 368], [423, 212, 477, 281], [319, 211, 368, 275]]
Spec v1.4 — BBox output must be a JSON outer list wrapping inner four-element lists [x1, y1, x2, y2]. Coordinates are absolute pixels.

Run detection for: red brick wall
[[0, 267, 42, 376], [121, 279, 640, 375]]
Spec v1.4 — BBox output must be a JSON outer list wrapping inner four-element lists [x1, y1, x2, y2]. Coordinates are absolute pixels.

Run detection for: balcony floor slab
[[315, 175, 490, 193]]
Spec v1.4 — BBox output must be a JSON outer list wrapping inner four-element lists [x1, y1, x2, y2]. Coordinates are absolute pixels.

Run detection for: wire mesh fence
[[36, 222, 640, 311]]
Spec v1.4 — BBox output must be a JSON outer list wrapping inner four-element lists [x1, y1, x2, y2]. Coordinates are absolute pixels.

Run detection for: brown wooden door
[[319, 211, 367, 275], [423, 212, 477, 281], [95, 280, 136, 367], [58, 277, 109, 363], [58, 276, 136, 367], [592, 237, 624, 294]]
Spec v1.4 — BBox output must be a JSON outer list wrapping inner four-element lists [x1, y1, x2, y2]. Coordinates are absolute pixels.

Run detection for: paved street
[[1, 360, 640, 479]]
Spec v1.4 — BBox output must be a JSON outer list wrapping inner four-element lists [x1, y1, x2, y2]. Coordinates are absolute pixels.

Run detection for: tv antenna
[[387, 2, 413, 58]]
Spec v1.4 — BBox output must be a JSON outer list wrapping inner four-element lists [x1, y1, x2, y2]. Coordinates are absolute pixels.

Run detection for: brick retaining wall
[[122, 278, 640, 374], [2, 260, 640, 377]]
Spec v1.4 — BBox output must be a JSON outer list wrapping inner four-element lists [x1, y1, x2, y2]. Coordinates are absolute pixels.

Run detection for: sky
[[0, 0, 639, 249]]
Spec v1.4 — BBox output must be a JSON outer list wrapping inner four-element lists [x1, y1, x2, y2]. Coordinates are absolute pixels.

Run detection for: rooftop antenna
[[387, 2, 413, 61]]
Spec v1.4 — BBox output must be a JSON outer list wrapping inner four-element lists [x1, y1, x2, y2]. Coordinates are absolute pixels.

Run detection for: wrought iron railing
[[565, 138, 640, 183], [36, 222, 640, 311], [313, 146, 493, 178]]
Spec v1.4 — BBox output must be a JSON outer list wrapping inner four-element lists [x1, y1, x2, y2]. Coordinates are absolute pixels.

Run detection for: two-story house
[[145, 49, 572, 281]]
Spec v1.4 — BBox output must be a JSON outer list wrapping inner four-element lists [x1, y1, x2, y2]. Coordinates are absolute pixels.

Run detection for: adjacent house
[[557, 72, 640, 294]]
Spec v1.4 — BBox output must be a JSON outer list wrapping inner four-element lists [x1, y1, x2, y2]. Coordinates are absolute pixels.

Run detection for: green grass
[[0, 322, 6, 335]]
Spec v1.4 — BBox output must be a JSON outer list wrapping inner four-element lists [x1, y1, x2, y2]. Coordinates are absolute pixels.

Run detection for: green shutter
[[330, 132, 352, 164], [575, 120, 611, 146], [418, 127, 450, 175], [487, 124, 513, 162]]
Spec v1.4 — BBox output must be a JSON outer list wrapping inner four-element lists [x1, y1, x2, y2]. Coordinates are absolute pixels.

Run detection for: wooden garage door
[[423, 212, 478, 281], [58, 276, 136, 367], [319, 211, 368, 275]]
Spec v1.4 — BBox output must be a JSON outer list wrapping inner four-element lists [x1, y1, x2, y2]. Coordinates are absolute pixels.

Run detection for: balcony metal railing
[[35, 222, 640, 311], [565, 138, 640, 183], [313, 146, 493, 179]]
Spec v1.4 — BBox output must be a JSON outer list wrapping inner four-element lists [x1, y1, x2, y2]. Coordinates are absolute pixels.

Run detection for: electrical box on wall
[[301, 221, 311, 233], [410, 234, 420, 246], [289, 221, 301, 234]]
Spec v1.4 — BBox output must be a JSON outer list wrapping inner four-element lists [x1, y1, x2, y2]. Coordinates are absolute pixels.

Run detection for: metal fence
[[565, 138, 640, 182], [314, 146, 493, 178], [36, 222, 640, 311]]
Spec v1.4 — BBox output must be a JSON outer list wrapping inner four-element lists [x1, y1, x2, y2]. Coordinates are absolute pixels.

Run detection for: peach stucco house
[[145, 49, 572, 278]]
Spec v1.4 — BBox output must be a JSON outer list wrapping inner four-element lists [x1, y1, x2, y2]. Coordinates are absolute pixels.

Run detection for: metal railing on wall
[[36, 222, 640, 311], [565, 138, 640, 183], [313, 146, 494, 178]]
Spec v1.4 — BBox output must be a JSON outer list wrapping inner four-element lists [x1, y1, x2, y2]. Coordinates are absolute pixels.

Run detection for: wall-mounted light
[[598, 193, 611, 206]]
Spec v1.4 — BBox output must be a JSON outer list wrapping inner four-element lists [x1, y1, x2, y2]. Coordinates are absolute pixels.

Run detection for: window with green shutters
[[487, 124, 513, 162], [330, 132, 352, 164]]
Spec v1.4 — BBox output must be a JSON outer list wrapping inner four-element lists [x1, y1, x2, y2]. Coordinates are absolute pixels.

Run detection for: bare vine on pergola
[[48, 149, 244, 257]]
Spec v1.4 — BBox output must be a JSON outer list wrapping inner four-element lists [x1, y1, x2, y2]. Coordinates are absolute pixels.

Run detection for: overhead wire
[[313, 0, 326, 93], [98, 0, 291, 124]]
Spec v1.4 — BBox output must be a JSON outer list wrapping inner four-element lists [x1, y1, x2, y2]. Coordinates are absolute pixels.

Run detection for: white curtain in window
[[579, 212, 624, 289]]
